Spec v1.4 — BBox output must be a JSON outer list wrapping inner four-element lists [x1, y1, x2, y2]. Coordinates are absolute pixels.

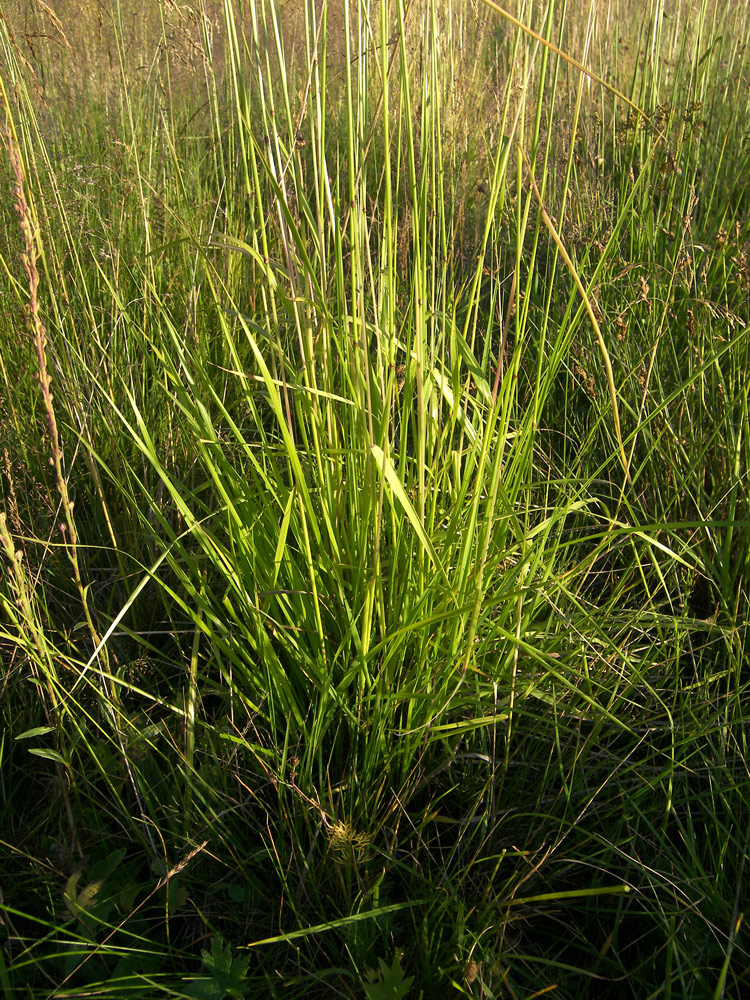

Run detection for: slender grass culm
[[1, 0, 748, 997]]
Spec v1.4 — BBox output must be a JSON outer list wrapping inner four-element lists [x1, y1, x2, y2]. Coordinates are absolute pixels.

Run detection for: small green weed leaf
[[63, 872, 103, 919], [76, 880, 103, 912], [14, 726, 55, 740], [28, 747, 66, 765], [363, 952, 414, 1000], [89, 848, 127, 883], [63, 872, 81, 918], [185, 935, 250, 999], [227, 883, 250, 904], [183, 979, 224, 1000], [166, 877, 189, 915]]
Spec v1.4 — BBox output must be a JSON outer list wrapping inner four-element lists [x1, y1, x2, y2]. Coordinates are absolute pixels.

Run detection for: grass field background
[[1, 0, 749, 996]]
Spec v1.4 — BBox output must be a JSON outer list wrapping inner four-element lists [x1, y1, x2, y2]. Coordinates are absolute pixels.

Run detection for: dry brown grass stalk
[[2, 108, 111, 676]]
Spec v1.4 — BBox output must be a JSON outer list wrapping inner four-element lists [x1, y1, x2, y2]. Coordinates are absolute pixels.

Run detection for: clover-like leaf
[[184, 934, 251, 1000], [362, 952, 414, 1000]]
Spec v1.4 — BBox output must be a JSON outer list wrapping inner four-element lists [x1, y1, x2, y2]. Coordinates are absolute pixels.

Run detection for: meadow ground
[[1, 1, 749, 997]]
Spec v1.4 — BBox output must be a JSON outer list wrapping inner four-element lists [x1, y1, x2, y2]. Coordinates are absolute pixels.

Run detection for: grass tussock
[[1, 0, 749, 996]]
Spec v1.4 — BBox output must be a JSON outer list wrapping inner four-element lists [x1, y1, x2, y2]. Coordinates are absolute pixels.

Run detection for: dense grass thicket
[[1, 0, 749, 996]]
